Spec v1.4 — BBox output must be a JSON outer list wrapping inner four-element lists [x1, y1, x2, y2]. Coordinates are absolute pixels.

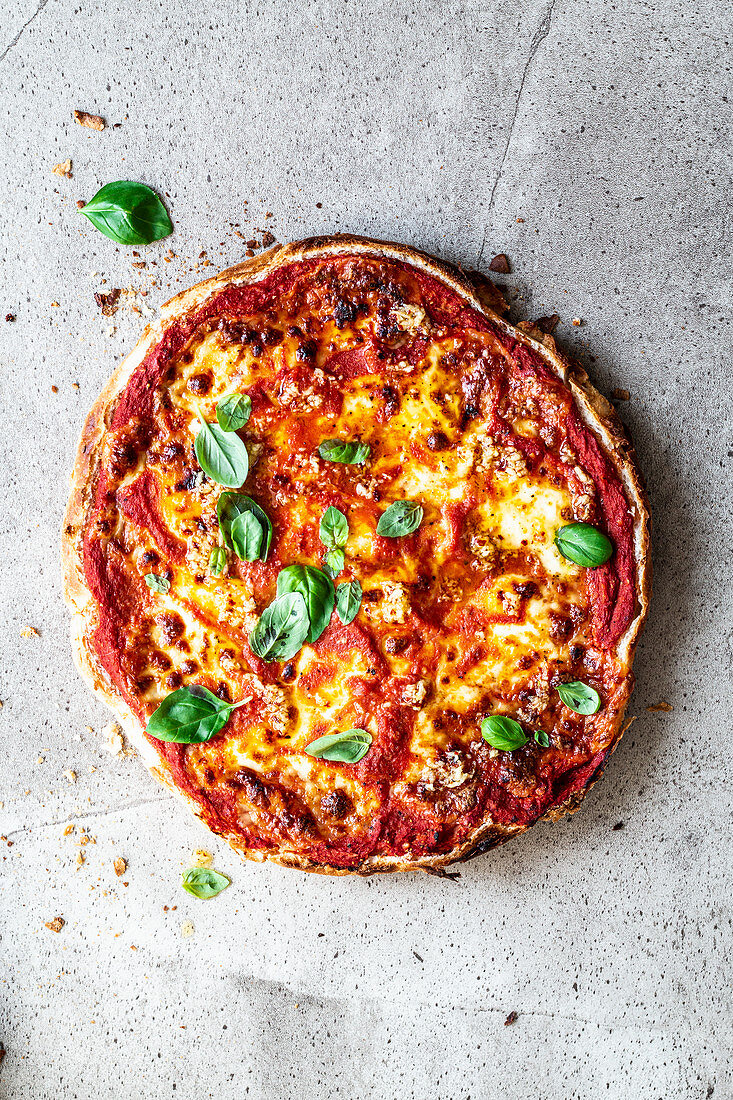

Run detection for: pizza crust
[[62, 234, 651, 875]]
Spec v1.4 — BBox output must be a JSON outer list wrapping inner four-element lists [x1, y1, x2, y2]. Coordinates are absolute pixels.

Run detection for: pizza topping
[[376, 500, 423, 538], [555, 522, 613, 567], [249, 591, 310, 661], [209, 546, 227, 576], [557, 681, 601, 715], [276, 565, 334, 644], [336, 579, 362, 624], [481, 715, 528, 752], [317, 438, 370, 464], [216, 393, 252, 432], [147, 685, 246, 743], [305, 729, 372, 763], [144, 573, 170, 593], [79, 181, 172, 246], [181, 867, 230, 899], [193, 407, 249, 487]]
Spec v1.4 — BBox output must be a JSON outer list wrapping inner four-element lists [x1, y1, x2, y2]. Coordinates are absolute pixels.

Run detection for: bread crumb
[[63, 770, 77, 783], [45, 917, 65, 932], [646, 701, 673, 712], [37, 756, 45, 764], [181, 920, 194, 938], [63, 824, 75, 836], [103, 723, 125, 755], [571, 317, 582, 326], [190, 848, 213, 868], [74, 110, 105, 130], [52, 159, 73, 179], [76, 850, 85, 867], [113, 857, 127, 877], [21, 625, 40, 638]]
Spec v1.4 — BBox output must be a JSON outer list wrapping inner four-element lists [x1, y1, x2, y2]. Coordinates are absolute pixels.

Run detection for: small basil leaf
[[534, 729, 550, 748], [555, 523, 613, 567], [276, 564, 335, 644], [557, 681, 602, 715], [305, 728, 371, 763], [194, 410, 249, 488], [217, 493, 272, 561], [336, 579, 362, 624], [209, 546, 227, 576], [376, 500, 424, 538], [144, 573, 170, 593], [229, 511, 264, 562], [80, 181, 173, 246], [319, 506, 349, 549], [318, 438, 370, 464], [181, 867, 231, 899], [481, 715, 528, 751], [216, 393, 251, 432], [324, 548, 345, 578], [147, 685, 237, 744], [250, 591, 310, 662]]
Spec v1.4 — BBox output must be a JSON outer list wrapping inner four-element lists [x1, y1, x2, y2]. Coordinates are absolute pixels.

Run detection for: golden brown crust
[[62, 233, 651, 875]]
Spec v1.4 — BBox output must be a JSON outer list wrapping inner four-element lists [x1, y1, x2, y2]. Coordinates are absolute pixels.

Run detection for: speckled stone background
[[0, 0, 730, 1097]]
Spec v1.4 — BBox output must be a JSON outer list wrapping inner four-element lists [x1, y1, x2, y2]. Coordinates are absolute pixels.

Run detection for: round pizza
[[63, 234, 650, 874]]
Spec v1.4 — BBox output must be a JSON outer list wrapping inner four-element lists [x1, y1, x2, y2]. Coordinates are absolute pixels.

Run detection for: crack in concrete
[[0, 0, 52, 63], [476, 0, 557, 265], [5, 794, 171, 838]]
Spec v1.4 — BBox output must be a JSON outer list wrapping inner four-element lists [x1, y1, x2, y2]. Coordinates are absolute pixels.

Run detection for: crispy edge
[[61, 234, 651, 876]]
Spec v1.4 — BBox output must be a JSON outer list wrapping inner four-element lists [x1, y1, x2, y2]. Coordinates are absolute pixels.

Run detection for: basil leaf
[[217, 493, 272, 561], [144, 573, 170, 593], [250, 591, 310, 661], [194, 410, 249, 488], [557, 681, 602, 715], [555, 523, 613, 567], [80, 181, 173, 246], [147, 685, 239, 744], [481, 715, 528, 751], [181, 867, 230, 899], [209, 546, 227, 576], [319, 506, 349, 549], [305, 728, 371, 763], [318, 438, 370, 464], [276, 564, 334, 644], [216, 393, 251, 432], [336, 579, 362, 624], [229, 511, 264, 562], [534, 729, 550, 748], [324, 548, 345, 578], [376, 500, 423, 538]]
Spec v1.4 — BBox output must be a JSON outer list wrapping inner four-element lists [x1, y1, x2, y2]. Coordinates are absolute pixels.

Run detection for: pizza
[[62, 234, 650, 874]]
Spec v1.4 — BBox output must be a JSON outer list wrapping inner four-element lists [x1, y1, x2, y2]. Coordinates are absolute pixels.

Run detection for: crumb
[[190, 848, 212, 868], [572, 317, 582, 326], [535, 314, 560, 334], [20, 626, 40, 638], [113, 857, 127, 877], [245, 249, 254, 257], [611, 388, 631, 401], [613, 821, 625, 830], [51, 385, 58, 393], [52, 159, 73, 179], [646, 701, 673, 712], [488, 253, 510, 274], [63, 824, 75, 836], [181, 920, 194, 938], [261, 230, 276, 247], [94, 289, 121, 317], [265, 211, 273, 218], [130, 944, 137, 951], [516, 217, 525, 223], [37, 756, 44, 764], [5, 313, 15, 322], [504, 1010, 518, 1026], [50, 301, 60, 308], [76, 200, 86, 209], [76, 850, 85, 867], [103, 722, 124, 755], [63, 770, 77, 783], [74, 110, 105, 131], [131, 261, 146, 269], [315, 202, 322, 208], [45, 917, 65, 932]]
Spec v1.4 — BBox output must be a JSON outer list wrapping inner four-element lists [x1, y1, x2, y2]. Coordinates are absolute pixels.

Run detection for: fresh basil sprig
[[144, 573, 170, 593], [481, 715, 528, 751], [305, 728, 371, 763], [194, 406, 249, 488], [216, 394, 251, 432], [534, 730, 550, 748], [79, 181, 173, 246], [230, 511, 264, 561], [250, 591, 310, 661], [336, 579, 362, 624], [276, 564, 334, 644], [147, 685, 245, 744], [217, 493, 272, 562], [557, 681, 601, 715], [318, 439, 370, 464], [181, 867, 230, 899], [320, 506, 348, 549], [209, 546, 227, 576], [376, 500, 423, 538], [555, 523, 613, 567]]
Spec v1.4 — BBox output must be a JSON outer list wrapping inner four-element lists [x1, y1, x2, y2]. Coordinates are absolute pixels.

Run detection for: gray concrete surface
[[0, 0, 730, 1097]]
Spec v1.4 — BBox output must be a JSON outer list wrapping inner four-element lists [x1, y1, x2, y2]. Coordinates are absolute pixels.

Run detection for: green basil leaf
[[376, 500, 423, 538], [305, 728, 372, 763], [229, 511, 264, 562], [481, 715, 528, 751], [209, 546, 227, 576], [250, 591, 310, 661], [217, 493, 272, 561], [276, 564, 334, 644], [534, 729, 550, 748], [319, 506, 349, 549], [181, 867, 231, 899], [336, 579, 362, 624], [555, 523, 613, 567], [147, 685, 239, 744], [80, 181, 173, 246], [557, 681, 602, 715], [324, 548, 345, 578], [216, 393, 251, 432], [194, 411, 249, 488], [317, 438, 370, 464], [144, 573, 170, 593]]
